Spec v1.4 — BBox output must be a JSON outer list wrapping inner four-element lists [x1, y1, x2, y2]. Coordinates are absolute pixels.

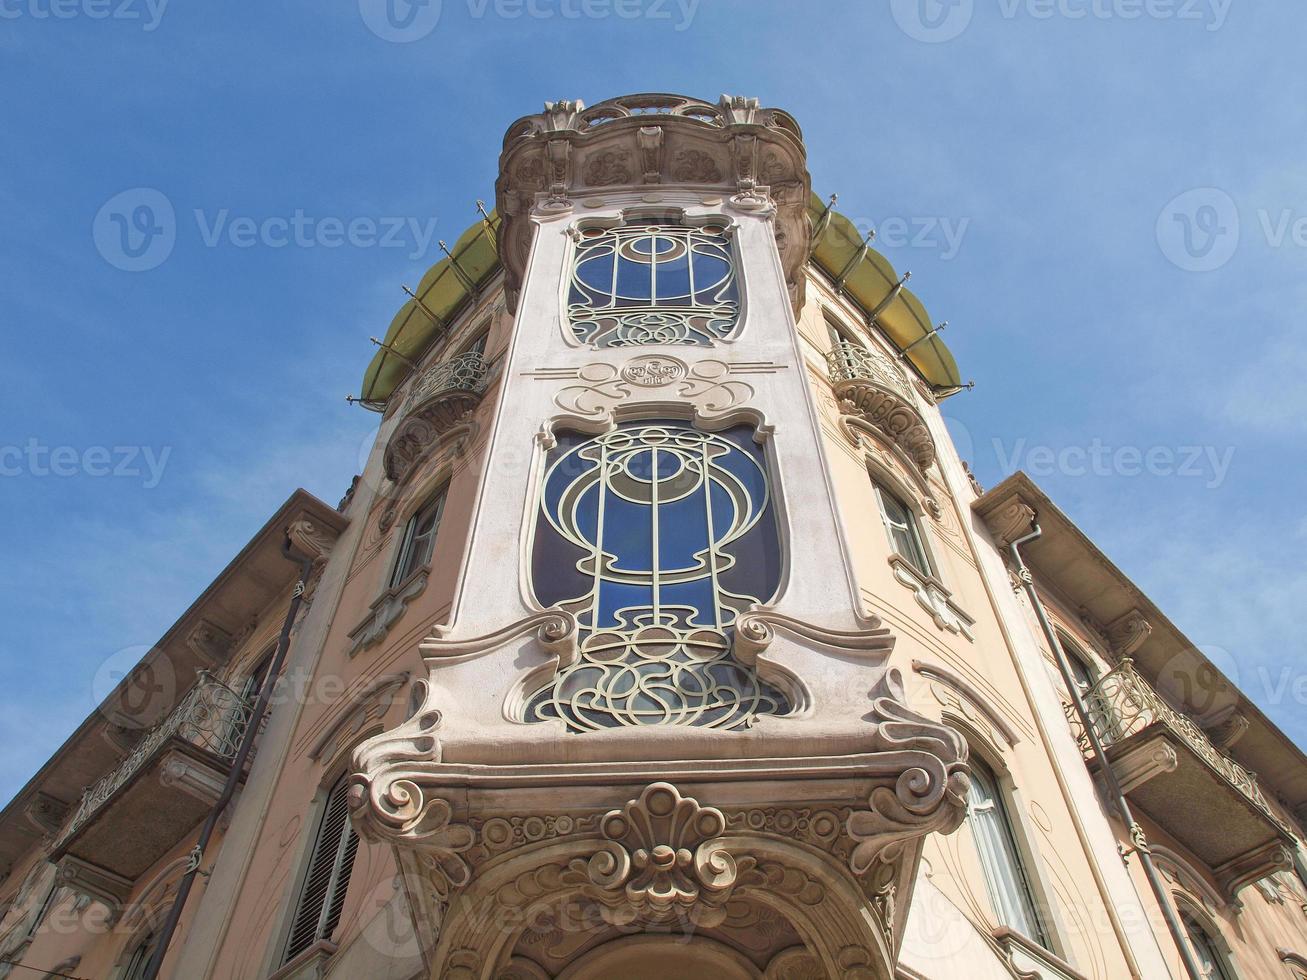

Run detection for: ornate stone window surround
[[961, 734, 1072, 967], [510, 404, 812, 724], [348, 468, 453, 658], [864, 451, 975, 641], [1173, 893, 1241, 980], [560, 206, 746, 350]]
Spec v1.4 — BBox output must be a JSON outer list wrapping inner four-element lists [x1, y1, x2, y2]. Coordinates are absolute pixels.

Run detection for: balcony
[[385, 350, 490, 484], [824, 341, 936, 471], [1069, 660, 1295, 896], [51, 674, 253, 882]]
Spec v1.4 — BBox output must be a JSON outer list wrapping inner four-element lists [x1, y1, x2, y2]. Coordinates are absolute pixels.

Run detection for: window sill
[[993, 928, 1084, 980], [347, 569, 429, 657], [888, 555, 975, 641], [266, 940, 337, 980]]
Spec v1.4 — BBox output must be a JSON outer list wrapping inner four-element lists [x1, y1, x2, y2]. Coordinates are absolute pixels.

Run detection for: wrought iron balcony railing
[[825, 341, 915, 400], [1067, 660, 1283, 829], [406, 350, 489, 409], [54, 673, 254, 852]]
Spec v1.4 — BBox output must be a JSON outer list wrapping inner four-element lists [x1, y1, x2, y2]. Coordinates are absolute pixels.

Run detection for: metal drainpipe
[[1008, 525, 1205, 980], [141, 540, 316, 980]]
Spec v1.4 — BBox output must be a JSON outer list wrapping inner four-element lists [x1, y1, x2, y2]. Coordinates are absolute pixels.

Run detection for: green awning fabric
[[358, 210, 502, 405], [806, 193, 961, 390], [356, 196, 961, 403]]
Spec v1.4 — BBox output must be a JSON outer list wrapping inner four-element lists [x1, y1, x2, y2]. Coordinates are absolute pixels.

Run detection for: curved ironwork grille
[[567, 223, 739, 347], [528, 421, 788, 731]]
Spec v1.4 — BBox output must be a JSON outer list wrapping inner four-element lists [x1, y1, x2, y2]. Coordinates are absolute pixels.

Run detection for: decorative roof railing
[[406, 350, 489, 410], [53, 673, 254, 852], [825, 341, 915, 400], [1067, 660, 1286, 830]]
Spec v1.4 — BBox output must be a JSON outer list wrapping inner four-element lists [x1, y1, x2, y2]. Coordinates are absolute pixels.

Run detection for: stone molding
[[157, 748, 228, 805], [1213, 839, 1293, 898], [1105, 608, 1152, 658], [495, 93, 811, 311], [347, 571, 429, 657], [55, 855, 133, 920], [888, 556, 976, 641], [22, 792, 70, 838], [185, 619, 234, 666]]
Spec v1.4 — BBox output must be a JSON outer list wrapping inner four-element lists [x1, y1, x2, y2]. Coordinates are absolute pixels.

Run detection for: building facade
[[1, 93, 1306, 980]]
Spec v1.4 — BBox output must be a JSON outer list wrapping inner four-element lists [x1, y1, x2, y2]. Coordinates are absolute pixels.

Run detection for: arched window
[[1058, 636, 1097, 696], [567, 219, 739, 347], [1182, 910, 1237, 980], [119, 933, 158, 980], [967, 758, 1050, 948], [873, 482, 931, 578], [527, 420, 787, 731], [283, 774, 359, 964]]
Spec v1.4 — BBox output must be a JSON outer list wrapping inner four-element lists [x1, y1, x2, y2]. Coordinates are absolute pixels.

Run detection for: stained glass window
[[527, 421, 788, 731], [567, 220, 739, 347]]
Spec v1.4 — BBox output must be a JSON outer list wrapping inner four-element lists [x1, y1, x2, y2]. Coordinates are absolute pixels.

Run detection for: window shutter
[[284, 776, 358, 962]]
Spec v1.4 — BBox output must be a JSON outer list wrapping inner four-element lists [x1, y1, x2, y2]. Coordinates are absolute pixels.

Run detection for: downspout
[[141, 539, 316, 980], [1008, 524, 1206, 980]]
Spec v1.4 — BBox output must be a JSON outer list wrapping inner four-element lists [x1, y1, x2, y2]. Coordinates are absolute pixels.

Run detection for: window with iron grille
[[282, 775, 359, 963]]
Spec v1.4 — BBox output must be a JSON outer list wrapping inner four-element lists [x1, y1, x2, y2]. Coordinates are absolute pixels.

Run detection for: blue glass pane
[[528, 421, 787, 731]]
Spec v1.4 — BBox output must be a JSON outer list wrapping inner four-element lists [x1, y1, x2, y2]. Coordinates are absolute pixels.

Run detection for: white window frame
[[873, 481, 932, 578], [389, 489, 447, 590], [966, 757, 1053, 951]]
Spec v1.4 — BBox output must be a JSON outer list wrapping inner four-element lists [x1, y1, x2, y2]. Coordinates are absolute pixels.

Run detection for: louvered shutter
[[283, 775, 359, 962]]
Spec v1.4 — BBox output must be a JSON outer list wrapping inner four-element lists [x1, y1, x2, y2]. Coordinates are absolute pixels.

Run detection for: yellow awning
[[807, 193, 962, 390], [358, 210, 501, 405]]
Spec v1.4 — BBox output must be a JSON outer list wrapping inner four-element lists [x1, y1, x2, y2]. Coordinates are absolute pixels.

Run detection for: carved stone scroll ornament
[[495, 93, 811, 312], [844, 673, 971, 877]]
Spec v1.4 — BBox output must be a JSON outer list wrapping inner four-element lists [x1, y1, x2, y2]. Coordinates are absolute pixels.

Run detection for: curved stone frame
[[1171, 891, 1242, 980], [508, 404, 805, 730], [426, 828, 894, 979], [559, 208, 748, 350], [848, 429, 975, 641]]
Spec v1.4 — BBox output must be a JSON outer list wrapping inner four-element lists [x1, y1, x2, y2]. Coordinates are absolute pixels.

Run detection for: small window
[[26, 879, 59, 940], [1060, 638, 1097, 696], [1182, 911, 1236, 980], [283, 775, 359, 964], [967, 758, 1050, 949], [461, 331, 488, 358], [873, 483, 931, 577], [120, 933, 158, 980], [390, 490, 446, 589]]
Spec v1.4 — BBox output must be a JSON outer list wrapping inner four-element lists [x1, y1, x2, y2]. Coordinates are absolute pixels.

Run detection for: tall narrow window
[[967, 759, 1050, 948], [390, 490, 446, 589], [567, 219, 739, 347], [283, 775, 359, 964], [121, 933, 158, 980], [873, 483, 931, 577], [1182, 911, 1236, 980]]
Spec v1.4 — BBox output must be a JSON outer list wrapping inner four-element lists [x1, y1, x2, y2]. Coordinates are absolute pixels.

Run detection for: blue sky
[[3, 0, 1305, 806]]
